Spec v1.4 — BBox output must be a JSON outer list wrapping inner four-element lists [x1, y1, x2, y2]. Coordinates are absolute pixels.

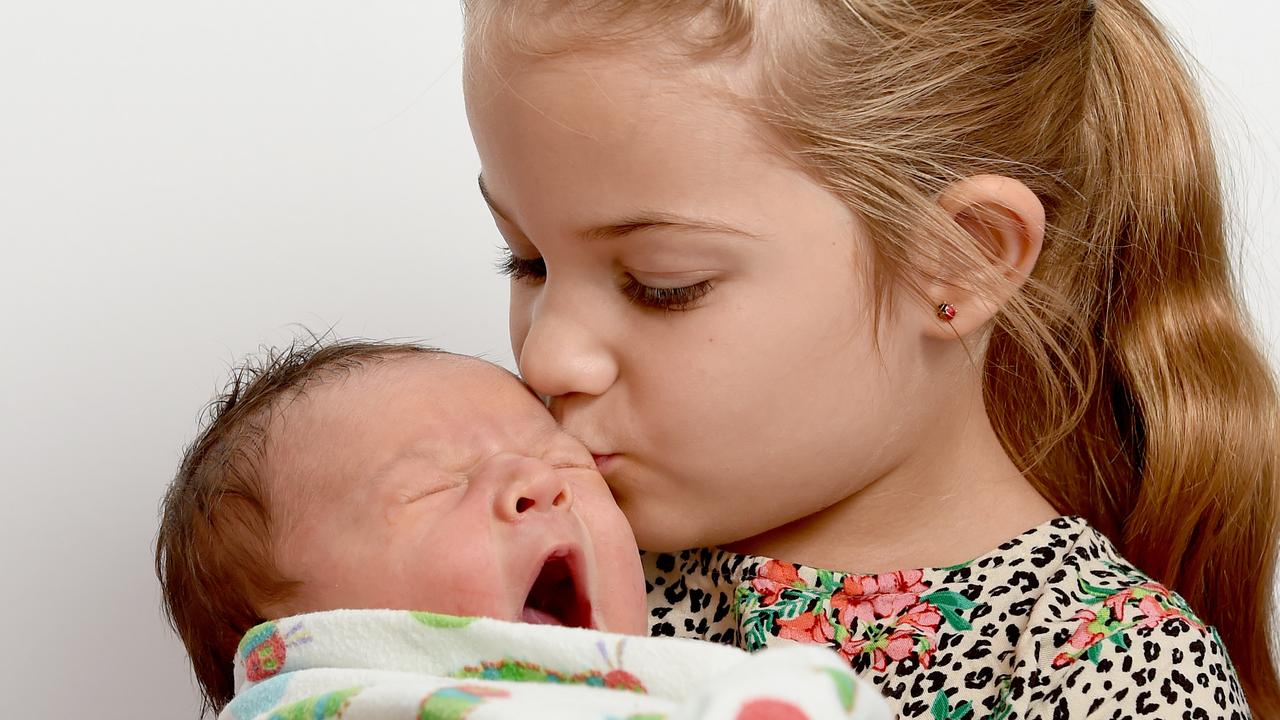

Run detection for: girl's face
[[465, 47, 941, 552]]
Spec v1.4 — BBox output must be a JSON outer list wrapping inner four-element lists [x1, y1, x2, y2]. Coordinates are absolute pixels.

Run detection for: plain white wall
[[0, 2, 1274, 717]]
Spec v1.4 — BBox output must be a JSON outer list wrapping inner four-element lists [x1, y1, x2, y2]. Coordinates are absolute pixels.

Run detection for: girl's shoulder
[[643, 516, 1250, 720], [1015, 518, 1249, 719]]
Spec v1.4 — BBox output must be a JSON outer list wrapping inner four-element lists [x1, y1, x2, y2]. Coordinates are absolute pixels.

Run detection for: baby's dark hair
[[155, 337, 448, 716]]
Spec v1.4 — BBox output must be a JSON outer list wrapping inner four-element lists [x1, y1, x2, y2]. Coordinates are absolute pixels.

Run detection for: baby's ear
[[919, 174, 1045, 339]]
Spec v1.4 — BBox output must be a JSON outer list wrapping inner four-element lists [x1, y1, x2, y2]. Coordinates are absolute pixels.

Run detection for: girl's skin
[[466, 46, 1059, 573]]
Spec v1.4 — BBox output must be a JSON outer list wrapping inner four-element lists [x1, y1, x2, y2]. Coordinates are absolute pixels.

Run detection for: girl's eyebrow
[[477, 175, 513, 222], [478, 174, 761, 242]]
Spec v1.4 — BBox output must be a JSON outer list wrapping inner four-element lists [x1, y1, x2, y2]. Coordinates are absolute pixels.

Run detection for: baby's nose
[[479, 453, 573, 522]]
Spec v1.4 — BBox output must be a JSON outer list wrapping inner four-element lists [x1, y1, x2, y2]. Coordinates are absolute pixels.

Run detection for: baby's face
[[266, 355, 647, 634]]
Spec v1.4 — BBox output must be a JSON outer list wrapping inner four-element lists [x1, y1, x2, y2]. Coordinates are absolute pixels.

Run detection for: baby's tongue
[[521, 607, 564, 626]]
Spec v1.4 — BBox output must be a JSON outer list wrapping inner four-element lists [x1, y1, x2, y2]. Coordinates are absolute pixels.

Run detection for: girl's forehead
[[472, 60, 675, 137], [466, 55, 795, 234]]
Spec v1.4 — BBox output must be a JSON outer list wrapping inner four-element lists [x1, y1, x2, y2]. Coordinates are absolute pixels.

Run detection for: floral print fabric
[[643, 516, 1250, 719]]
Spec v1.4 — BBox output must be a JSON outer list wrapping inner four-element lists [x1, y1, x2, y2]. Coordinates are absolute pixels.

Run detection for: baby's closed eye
[[398, 476, 467, 504]]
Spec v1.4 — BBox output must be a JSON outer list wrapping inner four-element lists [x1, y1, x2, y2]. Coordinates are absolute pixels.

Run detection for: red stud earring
[[936, 303, 958, 322]]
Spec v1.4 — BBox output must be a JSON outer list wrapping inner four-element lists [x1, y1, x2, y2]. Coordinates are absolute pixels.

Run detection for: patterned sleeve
[[1026, 562, 1251, 720], [1027, 622, 1249, 719]]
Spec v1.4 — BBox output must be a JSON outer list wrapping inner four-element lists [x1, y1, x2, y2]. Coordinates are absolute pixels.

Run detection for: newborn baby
[[253, 348, 646, 632], [157, 340, 890, 720]]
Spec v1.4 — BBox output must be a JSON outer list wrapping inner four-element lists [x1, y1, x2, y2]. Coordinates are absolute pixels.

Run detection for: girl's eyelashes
[[620, 275, 714, 312], [496, 246, 546, 282], [496, 247, 715, 312]]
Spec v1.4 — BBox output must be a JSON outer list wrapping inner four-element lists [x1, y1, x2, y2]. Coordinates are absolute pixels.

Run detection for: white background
[[0, 2, 1274, 717]]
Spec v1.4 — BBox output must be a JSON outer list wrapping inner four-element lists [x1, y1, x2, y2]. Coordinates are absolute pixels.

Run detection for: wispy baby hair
[[464, 0, 1280, 714], [155, 336, 447, 716]]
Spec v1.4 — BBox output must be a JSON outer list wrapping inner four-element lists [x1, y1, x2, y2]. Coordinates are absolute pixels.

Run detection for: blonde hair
[[463, 0, 1280, 714]]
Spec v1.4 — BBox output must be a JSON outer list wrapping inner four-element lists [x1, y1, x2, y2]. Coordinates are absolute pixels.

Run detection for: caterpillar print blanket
[[222, 609, 893, 720]]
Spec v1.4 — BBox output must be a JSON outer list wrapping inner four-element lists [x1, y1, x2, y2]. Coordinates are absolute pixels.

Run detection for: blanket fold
[[222, 609, 893, 720]]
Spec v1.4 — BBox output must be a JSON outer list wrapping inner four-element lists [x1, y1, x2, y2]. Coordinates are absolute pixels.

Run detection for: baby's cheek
[[409, 542, 510, 619]]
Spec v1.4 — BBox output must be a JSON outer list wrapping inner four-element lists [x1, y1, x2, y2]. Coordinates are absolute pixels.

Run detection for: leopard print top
[[642, 516, 1250, 719]]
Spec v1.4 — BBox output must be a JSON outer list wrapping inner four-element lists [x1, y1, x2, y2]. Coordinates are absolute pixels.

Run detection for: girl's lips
[[592, 454, 617, 473]]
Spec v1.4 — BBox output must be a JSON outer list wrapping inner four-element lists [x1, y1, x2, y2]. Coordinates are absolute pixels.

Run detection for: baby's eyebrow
[[478, 174, 762, 243]]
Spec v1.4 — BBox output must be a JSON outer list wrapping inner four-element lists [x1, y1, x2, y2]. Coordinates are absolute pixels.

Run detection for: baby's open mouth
[[521, 549, 593, 629]]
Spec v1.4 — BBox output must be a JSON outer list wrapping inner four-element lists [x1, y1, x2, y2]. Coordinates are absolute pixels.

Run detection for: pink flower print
[[751, 560, 802, 607], [831, 569, 927, 628], [1136, 594, 1169, 628], [1131, 583, 1203, 631], [831, 586, 876, 628], [898, 603, 943, 635], [1134, 592, 1201, 631], [918, 643, 936, 669], [1051, 609, 1104, 668], [838, 636, 888, 671], [776, 611, 835, 645], [884, 630, 917, 665], [836, 630, 915, 672], [836, 636, 865, 664], [1103, 589, 1134, 622]]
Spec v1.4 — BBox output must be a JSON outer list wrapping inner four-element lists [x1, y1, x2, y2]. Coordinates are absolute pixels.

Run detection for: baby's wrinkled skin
[[262, 354, 647, 634]]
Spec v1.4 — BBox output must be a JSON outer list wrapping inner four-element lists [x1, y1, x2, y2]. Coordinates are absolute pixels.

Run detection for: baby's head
[[156, 340, 645, 713]]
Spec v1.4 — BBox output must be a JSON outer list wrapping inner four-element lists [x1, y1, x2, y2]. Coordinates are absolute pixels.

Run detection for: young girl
[[461, 1, 1279, 717]]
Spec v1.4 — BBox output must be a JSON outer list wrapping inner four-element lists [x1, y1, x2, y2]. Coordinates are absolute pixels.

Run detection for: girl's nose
[[478, 453, 574, 522], [517, 299, 618, 400]]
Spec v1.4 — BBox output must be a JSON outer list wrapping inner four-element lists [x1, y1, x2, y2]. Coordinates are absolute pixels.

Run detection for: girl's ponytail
[[1062, 0, 1280, 712]]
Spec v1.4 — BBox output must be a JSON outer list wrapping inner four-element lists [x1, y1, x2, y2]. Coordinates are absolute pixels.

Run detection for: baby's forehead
[[268, 353, 560, 501], [295, 353, 558, 455], [377, 353, 542, 409]]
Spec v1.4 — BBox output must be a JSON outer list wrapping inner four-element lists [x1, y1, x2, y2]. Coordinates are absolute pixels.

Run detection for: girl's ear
[[921, 174, 1045, 339]]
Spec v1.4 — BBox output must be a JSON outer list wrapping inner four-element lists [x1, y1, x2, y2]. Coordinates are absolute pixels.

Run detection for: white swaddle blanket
[[222, 609, 894, 720]]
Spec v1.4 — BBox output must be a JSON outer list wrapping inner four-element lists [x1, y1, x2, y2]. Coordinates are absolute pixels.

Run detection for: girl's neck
[[722, 394, 1060, 574]]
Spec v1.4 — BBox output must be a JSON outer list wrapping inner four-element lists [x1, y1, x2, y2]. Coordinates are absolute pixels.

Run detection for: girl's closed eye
[[496, 246, 715, 312], [618, 273, 714, 312], [496, 246, 545, 282]]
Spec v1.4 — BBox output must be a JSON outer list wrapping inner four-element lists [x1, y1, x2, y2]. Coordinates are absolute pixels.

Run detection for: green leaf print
[[1078, 577, 1119, 599], [771, 596, 810, 621], [411, 611, 477, 629], [923, 590, 976, 631], [1086, 642, 1103, 664], [931, 690, 951, 720], [936, 605, 973, 632], [922, 590, 977, 610], [816, 568, 837, 590], [742, 611, 771, 651], [988, 676, 1014, 720], [1106, 632, 1130, 650], [930, 690, 973, 720]]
